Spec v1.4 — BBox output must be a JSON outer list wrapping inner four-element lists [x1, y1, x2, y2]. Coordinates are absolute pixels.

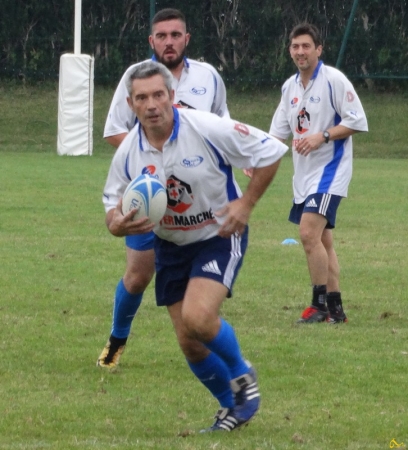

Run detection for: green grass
[[1, 83, 407, 158], [1, 85, 407, 449]]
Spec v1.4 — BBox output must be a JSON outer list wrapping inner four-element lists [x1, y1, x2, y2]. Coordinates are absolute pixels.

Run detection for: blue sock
[[111, 279, 143, 339], [204, 319, 249, 379], [187, 353, 234, 408]]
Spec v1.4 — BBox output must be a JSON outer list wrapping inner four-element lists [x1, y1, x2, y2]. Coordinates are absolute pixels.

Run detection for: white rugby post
[[57, 0, 94, 155]]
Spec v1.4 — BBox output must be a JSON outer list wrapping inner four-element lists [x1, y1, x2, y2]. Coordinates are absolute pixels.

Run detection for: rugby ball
[[122, 174, 167, 224]]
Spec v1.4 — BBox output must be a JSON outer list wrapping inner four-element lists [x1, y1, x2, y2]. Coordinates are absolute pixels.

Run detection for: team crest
[[167, 175, 194, 213], [296, 107, 310, 134]]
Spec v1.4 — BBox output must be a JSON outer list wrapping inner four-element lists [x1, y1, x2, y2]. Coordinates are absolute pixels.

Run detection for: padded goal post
[[57, 54, 94, 156]]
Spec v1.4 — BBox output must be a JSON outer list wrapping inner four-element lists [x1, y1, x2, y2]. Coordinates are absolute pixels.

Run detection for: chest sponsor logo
[[291, 97, 299, 106], [142, 165, 158, 176], [180, 156, 204, 168], [190, 87, 206, 95]]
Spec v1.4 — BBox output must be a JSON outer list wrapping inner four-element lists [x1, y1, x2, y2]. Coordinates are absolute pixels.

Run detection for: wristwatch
[[323, 130, 330, 143]]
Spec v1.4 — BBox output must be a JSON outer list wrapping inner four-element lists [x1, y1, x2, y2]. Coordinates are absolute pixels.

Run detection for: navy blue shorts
[[289, 193, 342, 229], [125, 232, 155, 251], [154, 227, 249, 307]]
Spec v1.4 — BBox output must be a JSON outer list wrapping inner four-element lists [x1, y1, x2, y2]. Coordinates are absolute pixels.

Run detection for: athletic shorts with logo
[[289, 193, 342, 229], [154, 227, 249, 307]]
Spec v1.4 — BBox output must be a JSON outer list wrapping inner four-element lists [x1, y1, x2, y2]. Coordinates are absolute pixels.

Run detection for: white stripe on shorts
[[223, 233, 242, 288], [319, 193, 331, 216]]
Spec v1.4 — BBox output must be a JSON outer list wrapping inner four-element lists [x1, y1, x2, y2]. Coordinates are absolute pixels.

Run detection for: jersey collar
[[170, 106, 180, 141], [311, 60, 323, 79], [295, 60, 324, 84]]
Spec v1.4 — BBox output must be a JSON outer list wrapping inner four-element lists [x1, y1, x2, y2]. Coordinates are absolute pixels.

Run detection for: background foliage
[[1, 0, 408, 89]]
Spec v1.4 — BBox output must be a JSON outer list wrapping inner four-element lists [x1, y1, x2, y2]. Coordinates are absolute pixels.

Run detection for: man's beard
[[155, 47, 186, 69]]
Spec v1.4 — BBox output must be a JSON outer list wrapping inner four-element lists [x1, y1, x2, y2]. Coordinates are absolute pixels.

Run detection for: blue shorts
[[125, 232, 155, 251], [289, 194, 342, 229], [154, 227, 249, 307]]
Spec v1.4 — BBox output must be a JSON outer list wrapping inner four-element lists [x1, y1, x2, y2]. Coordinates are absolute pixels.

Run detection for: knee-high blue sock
[[187, 353, 234, 408], [111, 279, 143, 339], [204, 318, 249, 379]]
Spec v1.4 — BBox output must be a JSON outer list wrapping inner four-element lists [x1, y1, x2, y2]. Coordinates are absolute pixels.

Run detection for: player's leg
[[299, 211, 329, 287], [156, 231, 259, 431], [97, 233, 155, 368], [186, 230, 259, 430], [182, 278, 249, 377], [321, 228, 340, 293], [294, 194, 345, 324], [182, 277, 260, 431], [167, 301, 235, 410], [295, 211, 330, 322], [322, 229, 347, 323], [155, 238, 236, 415]]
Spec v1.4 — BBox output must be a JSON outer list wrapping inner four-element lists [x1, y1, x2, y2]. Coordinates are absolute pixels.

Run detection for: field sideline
[[0, 86, 407, 449]]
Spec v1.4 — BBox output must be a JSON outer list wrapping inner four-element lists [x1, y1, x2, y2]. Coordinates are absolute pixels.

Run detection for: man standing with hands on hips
[[269, 23, 368, 324]]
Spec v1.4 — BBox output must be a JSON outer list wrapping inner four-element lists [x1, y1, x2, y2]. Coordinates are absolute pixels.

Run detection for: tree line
[[1, 0, 408, 89]]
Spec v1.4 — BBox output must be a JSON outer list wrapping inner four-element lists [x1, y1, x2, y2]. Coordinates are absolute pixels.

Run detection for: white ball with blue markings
[[122, 174, 167, 224]]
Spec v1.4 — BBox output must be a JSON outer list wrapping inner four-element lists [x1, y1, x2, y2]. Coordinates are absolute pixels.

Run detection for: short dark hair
[[152, 8, 186, 28], [289, 23, 322, 48]]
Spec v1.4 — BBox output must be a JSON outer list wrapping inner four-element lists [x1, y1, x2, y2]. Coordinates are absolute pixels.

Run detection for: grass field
[[0, 84, 407, 449]]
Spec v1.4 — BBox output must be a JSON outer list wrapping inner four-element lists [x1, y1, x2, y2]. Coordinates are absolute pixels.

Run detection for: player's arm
[[106, 201, 154, 237], [293, 73, 368, 156], [217, 159, 282, 238], [102, 140, 153, 236], [103, 67, 136, 149], [211, 69, 230, 118], [105, 133, 128, 149], [295, 125, 357, 156], [320, 125, 357, 142]]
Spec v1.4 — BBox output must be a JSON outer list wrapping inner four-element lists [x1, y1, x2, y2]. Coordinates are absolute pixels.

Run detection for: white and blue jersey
[[103, 108, 288, 246], [104, 57, 229, 139], [270, 61, 368, 204]]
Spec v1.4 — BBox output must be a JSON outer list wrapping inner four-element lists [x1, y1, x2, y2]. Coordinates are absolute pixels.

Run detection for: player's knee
[[299, 227, 319, 250], [182, 308, 217, 342], [178, 338, 208, 362], [123, 270, 153, 293]]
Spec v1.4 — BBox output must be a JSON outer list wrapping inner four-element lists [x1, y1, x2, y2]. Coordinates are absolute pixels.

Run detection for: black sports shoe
[[200, 364, 261, 433], [296, 305, 329, 324], [328, 306, 348, 324], [200, 407, 246, 432]]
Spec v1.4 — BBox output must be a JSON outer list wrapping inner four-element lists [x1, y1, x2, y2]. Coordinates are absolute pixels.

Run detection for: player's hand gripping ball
[[122, 174, 167, 224]]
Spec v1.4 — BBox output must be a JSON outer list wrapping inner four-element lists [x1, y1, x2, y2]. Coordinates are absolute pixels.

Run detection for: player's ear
[[148, 35, 154, 49], [126, 96, 134, 110], [185, 33, 191, 47], [169, 89, 175, 103]]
